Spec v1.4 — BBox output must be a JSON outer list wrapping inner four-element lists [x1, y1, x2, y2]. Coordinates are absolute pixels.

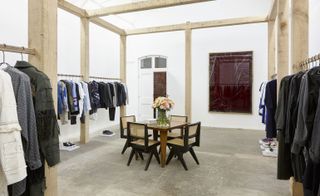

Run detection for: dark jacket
[[98, 82, 113, 109], [265, 79, 277, 138], [275, 75, 293, 180], [15, 61, 60, 167], [284, 72, 305, 182], [89, 81, 101, 114], [115, 82, 127, 106]]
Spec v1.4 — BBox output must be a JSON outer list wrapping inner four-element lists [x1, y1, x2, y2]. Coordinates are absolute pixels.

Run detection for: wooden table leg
[[160, 131, 167, 168]]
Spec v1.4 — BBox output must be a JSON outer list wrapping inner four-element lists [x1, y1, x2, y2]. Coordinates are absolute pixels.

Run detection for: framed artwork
[[209, 51, 253, 113]]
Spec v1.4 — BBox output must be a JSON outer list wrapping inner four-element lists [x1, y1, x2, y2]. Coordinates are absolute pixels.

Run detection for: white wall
[[126, 32, 185, 118], [192, 24, 268, 130], [309, 0, 320, 56], [0, 0, 28, 65]]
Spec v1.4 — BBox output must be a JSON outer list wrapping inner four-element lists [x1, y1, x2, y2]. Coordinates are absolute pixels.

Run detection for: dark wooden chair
[[120, 115, 136, 154], [127, 122, 161, 171], [166, 122, 201, 170], [167, 115, 188, 139]]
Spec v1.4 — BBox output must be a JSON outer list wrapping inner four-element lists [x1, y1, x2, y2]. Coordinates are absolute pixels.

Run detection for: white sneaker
[[259, 138, 274, 145], [262, 148, 278, 157], [261, 142, 278, 149]]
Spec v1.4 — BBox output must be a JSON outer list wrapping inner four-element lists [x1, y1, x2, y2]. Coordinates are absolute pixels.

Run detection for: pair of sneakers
[[102, 130, 115, 137], [260, 141, 277, 150], [259, 138, 275, 145], [63, 142, 75, 147]]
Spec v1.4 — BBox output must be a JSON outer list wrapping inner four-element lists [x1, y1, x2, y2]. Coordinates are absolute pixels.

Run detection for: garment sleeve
[[292, 74, 309, 154], [0, 72, 21, 133], [309, 90, 320, 163], [275, 79, 286, 130], [25, 79, 42, 170]]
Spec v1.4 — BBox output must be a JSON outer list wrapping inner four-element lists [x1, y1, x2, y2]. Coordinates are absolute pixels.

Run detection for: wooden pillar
[[120, 35, 127, 117], [291, 0, 309, 73], [185, 22, 192, 121], [268, 18, 277, 79], [28, 0, 58, 195], [288, 1, 308, 196], [80, 17, 90, 144], [277, 0, 290, 82]]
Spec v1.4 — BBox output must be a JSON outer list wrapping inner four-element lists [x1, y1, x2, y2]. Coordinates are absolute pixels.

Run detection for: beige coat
[[0, 70, 27, 195]]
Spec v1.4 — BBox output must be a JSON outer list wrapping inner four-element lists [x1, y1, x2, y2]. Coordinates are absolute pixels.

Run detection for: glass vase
[[157, 109, 169, 126]]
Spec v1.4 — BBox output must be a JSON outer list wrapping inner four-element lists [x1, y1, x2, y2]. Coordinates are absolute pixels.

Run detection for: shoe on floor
[[259, 138, 274, 145], [102, 130, 115, 137], [261, 141, 278, 149], [262, 148, 278, 157]]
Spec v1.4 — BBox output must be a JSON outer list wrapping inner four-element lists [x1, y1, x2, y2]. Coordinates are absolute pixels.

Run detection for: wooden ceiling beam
[[87, 0, 214, 18], [58, 0, 125, 35], [90, 18, 126, 35], [58, 0, 87, 17], [126, 16, 269, 35]]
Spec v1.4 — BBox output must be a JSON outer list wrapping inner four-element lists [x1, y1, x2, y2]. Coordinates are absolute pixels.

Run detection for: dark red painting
[[209, 51, 252, 113]]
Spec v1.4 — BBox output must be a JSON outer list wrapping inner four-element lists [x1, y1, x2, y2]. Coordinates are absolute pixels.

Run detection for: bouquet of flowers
[[152, 97, 174, 126], [152, 96, 174, 111]]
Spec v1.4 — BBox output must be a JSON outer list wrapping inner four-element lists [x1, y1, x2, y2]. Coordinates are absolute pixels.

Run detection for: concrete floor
[[58, 127, 290, 196]]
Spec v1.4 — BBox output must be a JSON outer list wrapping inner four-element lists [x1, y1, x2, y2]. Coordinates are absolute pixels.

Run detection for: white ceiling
[[67, 0, 272, 29]]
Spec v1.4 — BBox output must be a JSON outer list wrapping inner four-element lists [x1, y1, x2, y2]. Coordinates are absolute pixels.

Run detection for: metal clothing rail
[[57, 73, 122, 81], [89, 75, 122, 81], [0, 44, 36, 55], [57, 73, 84, 78], [296, 53, 320, 68]]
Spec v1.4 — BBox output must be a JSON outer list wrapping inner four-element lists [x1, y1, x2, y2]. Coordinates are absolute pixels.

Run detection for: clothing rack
[[295, 53, 320, 68], [57, 74, 84, 78], [0, 44, 36, 55], [89, 75, 122, 81], [57, 74, 122, 81]]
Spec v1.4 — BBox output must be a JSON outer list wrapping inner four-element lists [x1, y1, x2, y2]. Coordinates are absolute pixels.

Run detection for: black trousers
[[109, 108, 116, 121]]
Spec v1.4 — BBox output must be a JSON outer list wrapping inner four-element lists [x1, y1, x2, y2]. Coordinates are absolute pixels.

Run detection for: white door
[[138, 56, 167, 121]]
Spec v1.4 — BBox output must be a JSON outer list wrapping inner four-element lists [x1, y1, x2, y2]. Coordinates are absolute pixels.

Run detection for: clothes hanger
[[20, 48, 24, 61], [0, 51, 10, 68]]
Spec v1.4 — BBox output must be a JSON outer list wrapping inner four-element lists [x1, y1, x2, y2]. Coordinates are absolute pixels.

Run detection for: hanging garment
[[284, 72, 305, 182], [98, 82, 113, 109], [115, 82, 127, 107], [81, 82, 92, 114], [265, 79, 277, 138], [259, 82, 267, 123], [310, 90, 320, 163], [275, 75, 294, 180], [112, 83, 118, 107], [4, 66, 42, 196], [76, 82, 85, 118], [291, 67, 320, 195], [61, 80, 77, 115], [88, 81, 101, 115], [107, 83, 116, 121], [15, 61, 60, 196], [15, 61, 60, 166], [57, 81, 69, 125], [0, 70, 27, 195]]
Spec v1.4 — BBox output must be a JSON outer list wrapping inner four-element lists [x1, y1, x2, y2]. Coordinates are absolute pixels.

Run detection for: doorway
[[138, 55, 167, 120]]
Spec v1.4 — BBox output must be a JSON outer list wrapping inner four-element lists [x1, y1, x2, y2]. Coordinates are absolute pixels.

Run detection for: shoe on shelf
[[102, 130, 115, 137], [63, 142, 75, 147]]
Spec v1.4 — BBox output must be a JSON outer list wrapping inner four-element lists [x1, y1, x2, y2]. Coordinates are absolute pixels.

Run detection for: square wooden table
[[147, 122, 188, 167]]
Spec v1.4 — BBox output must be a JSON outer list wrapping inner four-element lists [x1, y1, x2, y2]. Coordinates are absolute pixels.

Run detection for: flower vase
[[157, 109, 169, 126]]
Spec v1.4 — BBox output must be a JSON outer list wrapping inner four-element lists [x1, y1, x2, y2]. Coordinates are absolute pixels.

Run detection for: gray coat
[[5, 66, 42, 196]]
